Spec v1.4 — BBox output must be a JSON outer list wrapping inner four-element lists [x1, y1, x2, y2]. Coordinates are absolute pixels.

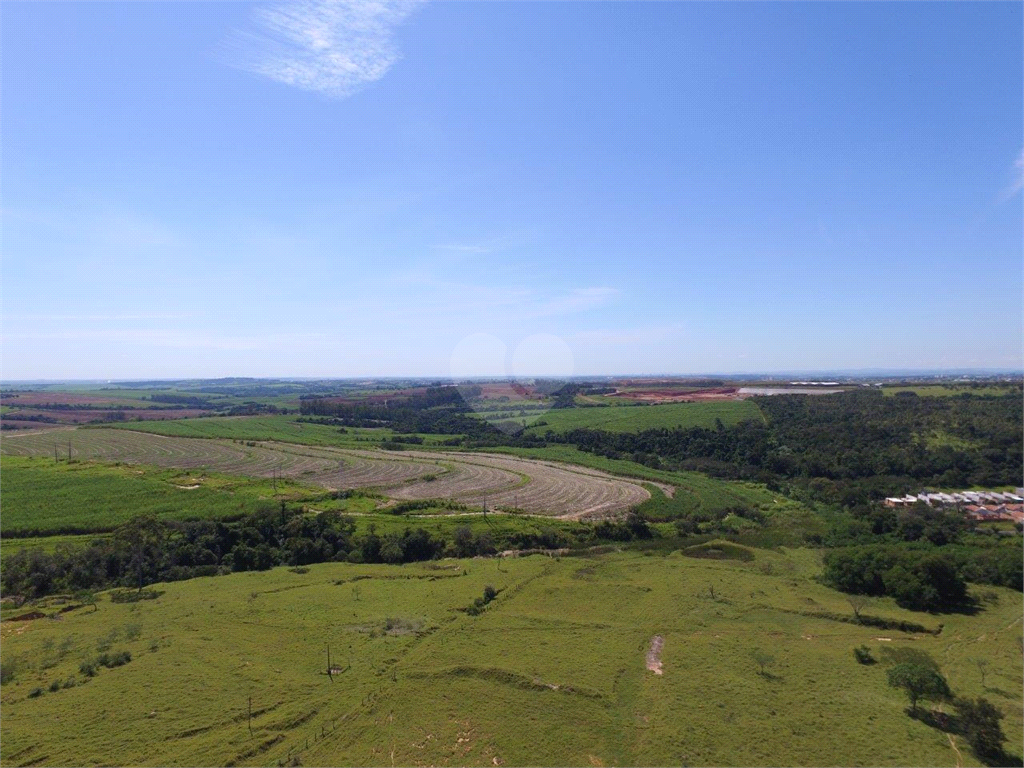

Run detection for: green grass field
[[0, 456, 339, 536], [519, 400, 763, 434], [882, 385, 1021, 398], [1, 550, 1019, 767]]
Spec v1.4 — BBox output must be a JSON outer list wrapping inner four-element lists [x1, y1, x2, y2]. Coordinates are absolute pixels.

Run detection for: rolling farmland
[[1, 428, 653, 519]]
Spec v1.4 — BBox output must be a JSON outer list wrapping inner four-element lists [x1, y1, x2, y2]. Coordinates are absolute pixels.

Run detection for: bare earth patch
[[646, 635, 664, 675]]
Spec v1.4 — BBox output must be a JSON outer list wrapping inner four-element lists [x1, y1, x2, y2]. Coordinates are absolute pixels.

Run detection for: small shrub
[[123, 622, 142, 640], [96, 628, 119, 652], [79, 661, 97, 677], [100, 650, 132, 668], [48, 679, 62, 692], [0, 658, 18, 685], [853, 645, 876, 665], [28, 687, 43, 698], [62, 677, 77, 689]]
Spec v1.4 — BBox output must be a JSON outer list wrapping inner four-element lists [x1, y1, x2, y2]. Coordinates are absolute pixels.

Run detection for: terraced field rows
[[1, 429, 653, 518], [377, 450, 652, 519]]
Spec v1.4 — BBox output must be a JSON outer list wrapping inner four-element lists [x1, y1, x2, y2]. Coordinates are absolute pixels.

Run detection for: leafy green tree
[[886, 663, 951, 713], [751, 649, 775, 676], [114, 515, 164, 592]]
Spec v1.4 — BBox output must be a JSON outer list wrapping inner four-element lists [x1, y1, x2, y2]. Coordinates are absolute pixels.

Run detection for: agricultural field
[[881, 385, 1022, 398], [476, 444, 784, 518], [1, 550, 1019, 767], [0, 428, 657, 519], [104, 415, 452, 448], [0, 456, 324, 536], [522, 400, 763, 435]]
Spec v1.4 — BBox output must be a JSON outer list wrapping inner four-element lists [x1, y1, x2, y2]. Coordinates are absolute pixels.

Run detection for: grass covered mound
[[681, 539, 755, 561]]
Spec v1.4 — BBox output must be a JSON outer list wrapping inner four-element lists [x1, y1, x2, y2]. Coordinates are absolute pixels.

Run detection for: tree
[[955, 697, 1007, 764], [76, 591, 98, 613], [886, 663, 951, 714], [846, 595, 871, 623], [751, 649, 775, 676], [114, 515, 165, 592]]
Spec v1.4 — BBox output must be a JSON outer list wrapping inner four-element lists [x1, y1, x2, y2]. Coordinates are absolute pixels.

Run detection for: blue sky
[[2, 1, 1021, 379]]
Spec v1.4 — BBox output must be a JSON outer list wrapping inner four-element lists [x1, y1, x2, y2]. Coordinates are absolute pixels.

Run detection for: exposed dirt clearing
[[646, 635, 664, 674]]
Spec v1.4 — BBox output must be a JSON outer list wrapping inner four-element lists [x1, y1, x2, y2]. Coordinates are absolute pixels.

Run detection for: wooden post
[[54, 443, 58, 463]]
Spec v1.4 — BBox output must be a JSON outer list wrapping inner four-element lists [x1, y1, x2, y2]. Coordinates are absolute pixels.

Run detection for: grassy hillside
[[1, 550, 1019, 767], [522, 400, 763, 434]]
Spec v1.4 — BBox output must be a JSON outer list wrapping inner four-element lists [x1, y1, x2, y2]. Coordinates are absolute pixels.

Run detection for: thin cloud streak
[[225, 0, 421, 98]]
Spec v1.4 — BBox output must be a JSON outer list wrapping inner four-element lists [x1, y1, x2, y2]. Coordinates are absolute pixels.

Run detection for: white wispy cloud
[[1010, 149, 1024, 198], [225, 0, 421, 98], [532, 287, 619, 317], [572, 323, 684, 346], [393, 276, 620, 319]]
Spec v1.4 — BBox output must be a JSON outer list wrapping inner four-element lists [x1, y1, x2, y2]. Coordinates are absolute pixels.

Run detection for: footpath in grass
[[0, 550, 1019, 767]]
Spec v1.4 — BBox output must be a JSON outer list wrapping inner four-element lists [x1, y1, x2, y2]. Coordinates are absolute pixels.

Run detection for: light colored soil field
[[1, 550, 1018, 767], [376, 450, 652, 519]]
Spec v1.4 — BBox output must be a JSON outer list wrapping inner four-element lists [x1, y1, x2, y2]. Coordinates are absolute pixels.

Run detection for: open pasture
[[1, 550, 1019, 767], [525, 400, 763, 434]]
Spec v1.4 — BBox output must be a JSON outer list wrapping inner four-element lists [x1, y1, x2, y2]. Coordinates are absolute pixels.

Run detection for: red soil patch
[[477, 382, 542, 400], [610, 387, 740, 404], [0, 392, 139, 407]]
